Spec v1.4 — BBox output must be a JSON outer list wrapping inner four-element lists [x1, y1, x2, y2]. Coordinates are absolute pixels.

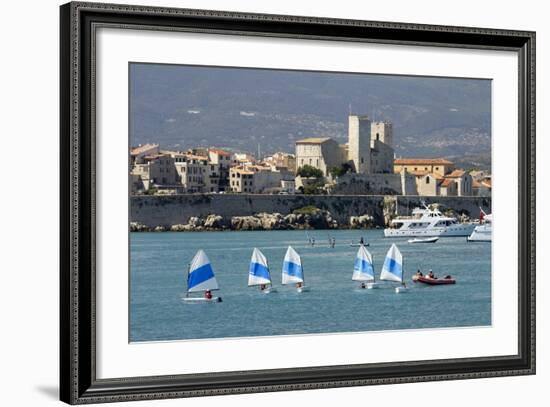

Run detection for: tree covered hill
[[130, 63, 491, 166]]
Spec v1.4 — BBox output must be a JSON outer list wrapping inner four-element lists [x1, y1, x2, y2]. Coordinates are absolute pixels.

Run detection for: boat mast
[[186, 263, 190, 297]]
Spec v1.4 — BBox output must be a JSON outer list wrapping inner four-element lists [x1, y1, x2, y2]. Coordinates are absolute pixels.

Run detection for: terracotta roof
[[160, 149, 186, 156], [142, 153, 173, 162], [208, 148, 231, 156], [481, 179, 492, 188], [296, 137, 332, 144], [446, 169, 466, 178], [394, 158, 454, 165], [131, 143, 159, 155], [440, 178, 455, 187], [184, 154, 208, 161], [231, 167, 254, 175]]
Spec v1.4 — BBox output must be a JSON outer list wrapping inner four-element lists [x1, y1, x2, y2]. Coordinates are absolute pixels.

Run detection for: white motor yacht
[[384, 205, 476, 238], [467, 213, 492, 242]]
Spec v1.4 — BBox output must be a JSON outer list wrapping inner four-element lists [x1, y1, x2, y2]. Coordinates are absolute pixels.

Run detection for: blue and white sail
[[379, 244, 403, 283], [282, 246, 304, 285], [187, 250, 219, 292], [352, 245, 375, 282], [248, 248, 272, 286]]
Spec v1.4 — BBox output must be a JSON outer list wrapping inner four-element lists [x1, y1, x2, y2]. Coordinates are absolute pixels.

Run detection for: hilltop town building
[[130, 153, 179, 193], [295, 115, 395, 177], [348, 115, 372, 174], [396, 159, 473, 197], [229, 165, 286, 193], [472, 179, 492, 197], [208, 148, 231, 191], [394, 158, 454, 177], [295, 137, 343, 176], [263, 152, 297, 173]]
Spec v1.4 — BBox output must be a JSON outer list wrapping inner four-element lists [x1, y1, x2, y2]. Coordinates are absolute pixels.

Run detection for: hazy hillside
[[130, 63, 491, 167]]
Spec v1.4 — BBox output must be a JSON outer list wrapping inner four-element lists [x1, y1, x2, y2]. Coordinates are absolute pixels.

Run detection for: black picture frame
[[60, 1, 536, 404]]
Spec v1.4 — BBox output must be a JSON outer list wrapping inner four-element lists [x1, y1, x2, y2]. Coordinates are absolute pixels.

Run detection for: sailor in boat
[[416, 270, 423, 277], [248, 248, 275, 293], [184, 250, 222, 303], [360, 282, 366, 289], [311, 237, 315, 247], [330, 237, 336, 248], [359, 236, 365, 245], [379, 243, 408, 293], [427, 269, 436, 279]]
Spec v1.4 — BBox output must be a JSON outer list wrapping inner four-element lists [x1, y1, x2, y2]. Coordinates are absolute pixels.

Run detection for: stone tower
[[371, 121, 393, 147], [348, 114, 371, 174]]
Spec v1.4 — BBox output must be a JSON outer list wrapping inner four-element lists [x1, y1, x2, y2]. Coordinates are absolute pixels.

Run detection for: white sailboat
[[183, 250, 222, 303], [248, 248, 277, 293], [282, 246, 308, 292], [380, 244, 409, 293], [352, 245, 378, 289]]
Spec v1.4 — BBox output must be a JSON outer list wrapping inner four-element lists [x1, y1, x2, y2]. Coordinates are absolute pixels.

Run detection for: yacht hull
[[384, 224, 475, 237], [467, 225, 492, 242]]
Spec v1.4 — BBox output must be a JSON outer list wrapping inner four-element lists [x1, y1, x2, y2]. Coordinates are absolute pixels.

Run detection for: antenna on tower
[[349, 103, 352, 115], [257, 143, 261, 160]]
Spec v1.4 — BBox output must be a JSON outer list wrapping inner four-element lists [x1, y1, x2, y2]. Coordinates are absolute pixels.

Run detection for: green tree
[[296, 165, 324, 178], [329, 162, 353, 178]]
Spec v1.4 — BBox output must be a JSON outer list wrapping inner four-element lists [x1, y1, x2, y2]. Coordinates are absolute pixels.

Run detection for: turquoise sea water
[[130, 230, 491, 342]]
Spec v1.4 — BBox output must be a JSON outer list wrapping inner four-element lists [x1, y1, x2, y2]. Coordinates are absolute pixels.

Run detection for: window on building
[[426, 177, 430, 184], [435, 167, 439, 170], [361, 157, 364, 164], [309, 159, 312, 165], [376, 133, 379, 140]]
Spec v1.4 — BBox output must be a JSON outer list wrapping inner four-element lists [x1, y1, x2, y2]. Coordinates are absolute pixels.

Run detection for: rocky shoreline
[[129, 202, 478, 233], [130, 209, 376, 232]]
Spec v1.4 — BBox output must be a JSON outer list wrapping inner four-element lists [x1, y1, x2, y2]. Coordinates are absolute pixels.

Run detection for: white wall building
[[295, 137, 342, 176]]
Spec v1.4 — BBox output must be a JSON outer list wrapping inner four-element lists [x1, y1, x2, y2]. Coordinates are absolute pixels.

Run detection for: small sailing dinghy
[[408, 236, 438, 244], [282, 246, 308, 292], [183, 250, 222, 303], [380, 244, 408, 293], [248, 248, 277, 293], [352, 245, 378, 289]]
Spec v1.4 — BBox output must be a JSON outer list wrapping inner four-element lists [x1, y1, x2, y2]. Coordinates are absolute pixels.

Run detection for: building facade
[[295, 137, 342, 176], [295, 114, 395, 178], [348, 115, 372, 174], [394, 158, 454, 177]]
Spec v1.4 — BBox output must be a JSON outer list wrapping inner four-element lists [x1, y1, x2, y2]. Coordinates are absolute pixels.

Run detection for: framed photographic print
[[60, 1, 535, 404]]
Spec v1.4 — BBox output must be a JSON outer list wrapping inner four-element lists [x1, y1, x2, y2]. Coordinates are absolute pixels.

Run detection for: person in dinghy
[[352, 244, 377, 289], [379, 243, 409, 294], [282, 246, 308, 292], [183, 250, 222, 303], [248, 248, 277, 294]]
